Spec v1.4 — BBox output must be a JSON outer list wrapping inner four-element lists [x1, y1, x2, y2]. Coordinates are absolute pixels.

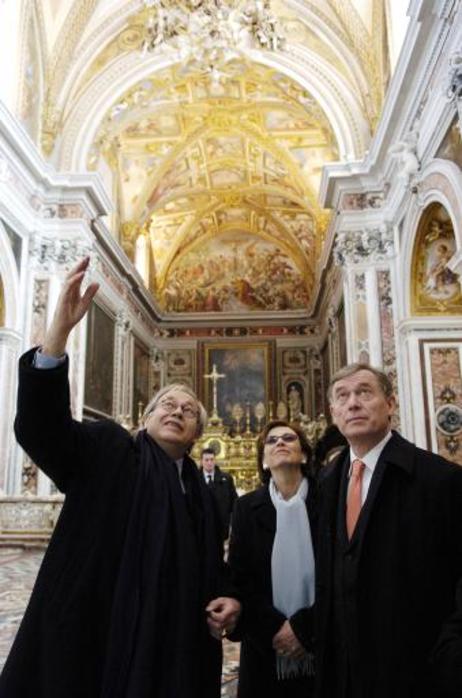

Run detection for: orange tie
[[346, 459, 365, 539]]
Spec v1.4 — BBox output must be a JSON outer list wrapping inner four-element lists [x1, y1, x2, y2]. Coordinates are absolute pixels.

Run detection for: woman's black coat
[[228, 480, 317, 698]]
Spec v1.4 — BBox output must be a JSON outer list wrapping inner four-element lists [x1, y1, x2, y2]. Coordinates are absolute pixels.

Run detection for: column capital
[[334, 224, 395, 266], [29, 233, 94, 272], [115, 308, 131, 334]]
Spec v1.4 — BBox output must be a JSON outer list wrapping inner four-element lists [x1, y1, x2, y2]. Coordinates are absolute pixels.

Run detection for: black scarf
[[100, 431, 223, 698]]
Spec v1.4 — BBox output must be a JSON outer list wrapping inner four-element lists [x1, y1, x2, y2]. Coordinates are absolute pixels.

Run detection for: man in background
[[200, 447, 238, 541]]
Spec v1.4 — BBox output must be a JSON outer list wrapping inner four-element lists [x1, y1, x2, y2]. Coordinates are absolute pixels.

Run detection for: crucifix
[[204, 363, 226, 422]]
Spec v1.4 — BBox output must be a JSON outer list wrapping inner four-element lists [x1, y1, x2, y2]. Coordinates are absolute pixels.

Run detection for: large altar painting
[[163, 233, 309, 313], [204, 343, 271, 432]]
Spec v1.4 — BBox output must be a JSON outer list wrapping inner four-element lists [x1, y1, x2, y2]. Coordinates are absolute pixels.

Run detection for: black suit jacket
[[200, 466, 237, 539], [315, 431, 462, 698], [431, 577, 462, 696], [228, 480, 317, 697]]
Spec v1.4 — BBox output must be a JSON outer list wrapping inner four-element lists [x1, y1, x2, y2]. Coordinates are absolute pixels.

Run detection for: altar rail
[[0, 497, 63, 546]]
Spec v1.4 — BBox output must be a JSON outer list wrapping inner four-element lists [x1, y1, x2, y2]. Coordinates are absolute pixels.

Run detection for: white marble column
[[334, 224, 402, 428], [0, 329, 21, 495], [114, 310, 133, 427]]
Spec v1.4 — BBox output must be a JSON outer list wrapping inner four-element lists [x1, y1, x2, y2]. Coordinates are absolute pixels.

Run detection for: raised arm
[[15, 258, 101, 491], [42, 256, 99, 357]]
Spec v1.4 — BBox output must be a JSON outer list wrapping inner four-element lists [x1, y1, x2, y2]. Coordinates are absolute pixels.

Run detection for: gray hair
[[327, 363, 394, 402], [142, 383, 207, 437]]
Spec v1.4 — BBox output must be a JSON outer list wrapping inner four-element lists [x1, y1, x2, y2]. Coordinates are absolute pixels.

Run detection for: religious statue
[[287, 384, 302, 420], [388, 129, 420, 186]]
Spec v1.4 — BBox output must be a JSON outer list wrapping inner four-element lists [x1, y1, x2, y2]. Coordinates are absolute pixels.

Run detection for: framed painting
[[202, 342, 272, 432], [84, 302, 115, 418], [133, 339, 150, 425]]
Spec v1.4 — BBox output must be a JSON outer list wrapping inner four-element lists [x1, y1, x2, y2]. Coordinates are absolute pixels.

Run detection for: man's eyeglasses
[[264, 433, 299, 445], [157, 399, 198, 420]]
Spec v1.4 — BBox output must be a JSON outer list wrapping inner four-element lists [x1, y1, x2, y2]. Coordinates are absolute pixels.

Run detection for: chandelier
[[141, 0, 285, 81]]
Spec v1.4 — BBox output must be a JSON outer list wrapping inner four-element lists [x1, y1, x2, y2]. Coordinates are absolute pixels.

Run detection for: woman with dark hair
[[228, 420, 316, 698]]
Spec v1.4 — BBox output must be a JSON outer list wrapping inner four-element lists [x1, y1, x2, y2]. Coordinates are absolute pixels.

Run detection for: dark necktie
[[206, 474, 213, 486]]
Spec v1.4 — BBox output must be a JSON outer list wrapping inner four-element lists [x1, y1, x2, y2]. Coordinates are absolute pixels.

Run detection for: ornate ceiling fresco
[[20, 0, 392, 319], [88, 64, 335, 312]]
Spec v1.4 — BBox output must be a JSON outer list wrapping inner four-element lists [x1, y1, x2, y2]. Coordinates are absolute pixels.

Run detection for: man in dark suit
[[200, 447, 238, 541], [431, 577, 462, 696], [315, 363, 462, 698], [0, 258, 240, 698]]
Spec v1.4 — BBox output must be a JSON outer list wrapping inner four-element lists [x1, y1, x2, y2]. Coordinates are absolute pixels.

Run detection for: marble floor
[[0, 547, 239, 696]]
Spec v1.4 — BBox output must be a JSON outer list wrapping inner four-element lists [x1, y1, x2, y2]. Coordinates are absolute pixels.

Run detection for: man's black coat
[[431, 577, 462, 696], [200, 465, 237, 539], [0, 350, 225, 698], [315, 431, 462, 698]]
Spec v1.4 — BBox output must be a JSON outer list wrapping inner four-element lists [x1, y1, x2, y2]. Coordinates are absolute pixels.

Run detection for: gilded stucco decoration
[[89, 63, 337, 312], [411, 203, 462, 315]]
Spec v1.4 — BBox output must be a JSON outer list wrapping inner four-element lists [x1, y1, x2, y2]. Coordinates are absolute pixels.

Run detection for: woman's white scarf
[[269, 476, 315, 680]]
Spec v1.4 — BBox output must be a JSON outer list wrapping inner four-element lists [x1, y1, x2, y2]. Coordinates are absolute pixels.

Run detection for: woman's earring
[[263, 462, 269, 470]]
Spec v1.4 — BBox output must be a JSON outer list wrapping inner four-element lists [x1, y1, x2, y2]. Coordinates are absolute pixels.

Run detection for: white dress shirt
[[204, 469, 215, 485], [348, 430, 393, 505]]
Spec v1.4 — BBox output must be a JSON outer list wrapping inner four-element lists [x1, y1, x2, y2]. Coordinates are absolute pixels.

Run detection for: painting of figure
[[84, 303, 115, 417], [412, 203, 462, 315], [204, 343, 271, 432], [423, 239, 459, 300]]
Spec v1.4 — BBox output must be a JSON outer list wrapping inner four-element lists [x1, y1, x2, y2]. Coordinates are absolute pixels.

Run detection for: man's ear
[[387, 395, 396, 419]]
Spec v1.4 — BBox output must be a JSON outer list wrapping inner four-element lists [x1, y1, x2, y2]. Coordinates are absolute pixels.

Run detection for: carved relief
[[29, 235, 93, 272], [340, 190, 386, 211], [334, 225, 394, 266], [30, 278, 49, 346], [282, 349, 307, 371], [445, 50, 462, 139], [0, 498, 63, 540], [165, 348, 195, 388], [388, 128, 420, 187], [21, 456, 38, 496]]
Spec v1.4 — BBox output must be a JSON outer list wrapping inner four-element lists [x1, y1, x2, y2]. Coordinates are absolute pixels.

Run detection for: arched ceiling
[[24, 0, 393, 319], [88, 63, 335, 311]]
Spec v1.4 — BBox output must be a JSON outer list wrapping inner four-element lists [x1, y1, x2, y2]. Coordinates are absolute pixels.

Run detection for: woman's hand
[[205, 597, 241, 640], [42, 257, 99, 357], [272, 620, 306, 660]]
